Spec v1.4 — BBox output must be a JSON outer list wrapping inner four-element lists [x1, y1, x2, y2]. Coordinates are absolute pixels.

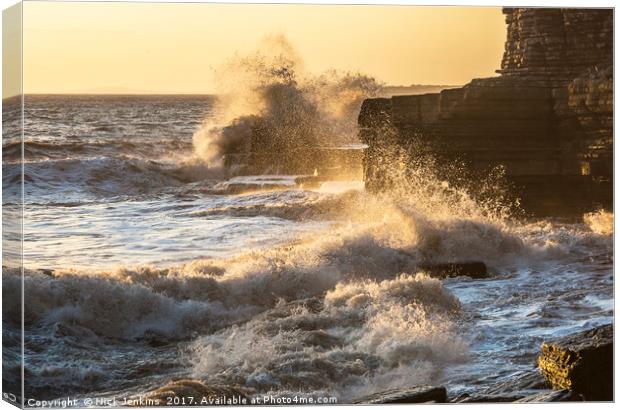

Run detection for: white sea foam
[[6, 165, 613, 400], [6, 81, 613, 404], [188, 273, 467, 399]]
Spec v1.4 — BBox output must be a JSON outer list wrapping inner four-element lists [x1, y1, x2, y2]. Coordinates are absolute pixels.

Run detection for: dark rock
[[419, 261, 488, 279], [480, 369, 550, 396], [214, 182, 293, 195], [451, 393, 525, 403], [359, 8, 612, 217], [142, 379, 249, 406], [352, 386, 447, 404], [450, 370, 551, 403], [37, 268, 55, 277], [294, 175, 324, 188], [537, 324, 612, 401], [515, 389, 575, 402], [140, 330, 172, 347]]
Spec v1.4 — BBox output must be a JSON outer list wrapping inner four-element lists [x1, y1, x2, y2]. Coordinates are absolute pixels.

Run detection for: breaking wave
[[188, 273, 467, 400], [192, 35, 382, 173], [3, 43, 613, 403], [3, 162, 613, 399], [584, 209, 614, 235], [4, 156, 219, 201]]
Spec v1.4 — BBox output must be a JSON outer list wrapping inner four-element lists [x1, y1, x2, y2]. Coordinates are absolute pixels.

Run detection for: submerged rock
[[419, 261, 488, 279], [352, 386, 447, 404], [538, 324, 612, 401], [143, 379, 250, 406], [294, 175, 324, 188]]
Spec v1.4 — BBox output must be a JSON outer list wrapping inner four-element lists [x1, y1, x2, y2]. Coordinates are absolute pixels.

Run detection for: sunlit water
[[2, 95, 613, 404]]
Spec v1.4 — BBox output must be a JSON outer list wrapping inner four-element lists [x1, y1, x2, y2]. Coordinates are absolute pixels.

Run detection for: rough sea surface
[[2, 95, 613, 404]]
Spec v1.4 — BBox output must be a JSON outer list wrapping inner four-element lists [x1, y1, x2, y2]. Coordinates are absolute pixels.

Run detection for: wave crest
[[188, 273, 467, 399], [192, 35, 382, 174]]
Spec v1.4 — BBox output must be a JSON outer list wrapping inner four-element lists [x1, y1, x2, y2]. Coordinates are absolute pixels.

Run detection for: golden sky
[[17, 2, 506, 95]]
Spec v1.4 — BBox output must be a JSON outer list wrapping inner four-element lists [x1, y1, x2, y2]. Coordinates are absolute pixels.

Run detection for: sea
[[1, 94, 613, 404]]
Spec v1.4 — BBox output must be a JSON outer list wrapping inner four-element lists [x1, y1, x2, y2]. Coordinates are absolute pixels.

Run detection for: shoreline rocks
[[538, 324, 613, 401], [352, 386, 447, 404], [359, 8, 612, 217], [354, 324, 612, 404], [515, 390, 574, 402], [479, 369, 550, 396], [142, 379, 250, 406]]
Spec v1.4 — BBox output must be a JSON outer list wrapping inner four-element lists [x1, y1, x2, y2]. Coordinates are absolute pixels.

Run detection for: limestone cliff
[[359, 8, 612, 216]]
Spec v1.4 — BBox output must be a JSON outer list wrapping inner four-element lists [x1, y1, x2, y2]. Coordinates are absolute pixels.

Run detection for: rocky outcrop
[[452, 390, 574, 403], [452, 394, 526, 403], [142, 379, 250, 406], [499, 9, 612, 79], [147, 329, 611, 407], [538, 324, 613, 401], [359, 8, 612, 216], [352, 386, 447, 404]]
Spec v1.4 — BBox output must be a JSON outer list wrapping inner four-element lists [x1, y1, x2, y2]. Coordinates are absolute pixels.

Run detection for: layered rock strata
[[359, 8, 612, 216]]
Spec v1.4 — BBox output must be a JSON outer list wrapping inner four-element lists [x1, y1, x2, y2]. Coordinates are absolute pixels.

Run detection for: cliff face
[[500, 9, 612, 79], [359, 8, 612, 216]]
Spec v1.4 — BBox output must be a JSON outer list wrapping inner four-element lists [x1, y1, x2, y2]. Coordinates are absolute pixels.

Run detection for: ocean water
[[2, 95, 613, 404]]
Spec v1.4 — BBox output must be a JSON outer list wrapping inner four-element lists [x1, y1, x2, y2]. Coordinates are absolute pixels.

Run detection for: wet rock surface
[[141, 323, 612, 405], [515, 389, 575, 402], [143, 379, 250, 406], [479, 369, 550, 396], [401, 325, 611, 403], [352, 386, 447, 404], [451, 393, 526, 403], [419, 261, 488, 279], [538, 324, 613, 401]]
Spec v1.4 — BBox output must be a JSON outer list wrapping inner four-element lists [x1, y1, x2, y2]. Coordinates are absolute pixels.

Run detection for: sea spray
[[7, 176, 613, 399], [192, 35, 382, 174], [362, 136, 521, 222], [188, 273, 467, 399], [6, 141, 533, 342], [584, 209, 614, 235], [8, 93, 613, 403], [6, 184, 522, 343]]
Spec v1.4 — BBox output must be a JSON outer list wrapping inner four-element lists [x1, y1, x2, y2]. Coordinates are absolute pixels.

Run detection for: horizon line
[[3, 84, 463, 100], [3, 92, 218, 100]]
